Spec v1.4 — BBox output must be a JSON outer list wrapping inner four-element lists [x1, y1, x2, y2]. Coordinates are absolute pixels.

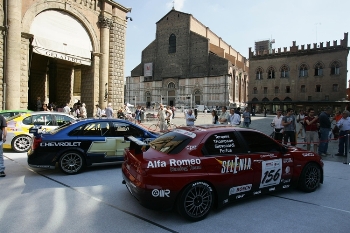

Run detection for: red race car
[[122, 125, 323, 221]]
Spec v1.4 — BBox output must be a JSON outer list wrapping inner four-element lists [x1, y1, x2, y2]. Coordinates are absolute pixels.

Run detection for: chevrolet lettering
[[40, 142, 81, 147]]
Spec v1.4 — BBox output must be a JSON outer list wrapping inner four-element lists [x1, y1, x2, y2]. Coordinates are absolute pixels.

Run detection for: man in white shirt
[[218, 106, 230, 124], [63, 103, 70, 115], [271, 109, 284, 142], [158, 104, 172, 132], [185, 109, 196, 126], [229, 108, 241, 126]]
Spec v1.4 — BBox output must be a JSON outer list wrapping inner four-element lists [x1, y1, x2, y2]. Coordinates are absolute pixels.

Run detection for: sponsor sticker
[[152, 189, 170, 197], [302, 153, 314, 157], [283, 158, 293, 163], [186, 145, 197, 150], [260, 159, 282, 188], [229, 184, 252, 196], [253, 190, 261, 195], [173, 129, 196, 138]]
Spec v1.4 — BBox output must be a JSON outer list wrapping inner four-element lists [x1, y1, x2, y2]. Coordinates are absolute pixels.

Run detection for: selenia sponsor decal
[[216, 157, 252, 174], [40, 142, 81, 147], [229, 184, 252, 196]]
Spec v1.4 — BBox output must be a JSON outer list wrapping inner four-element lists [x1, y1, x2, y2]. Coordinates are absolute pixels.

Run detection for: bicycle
[[148, 120, 177, 132]]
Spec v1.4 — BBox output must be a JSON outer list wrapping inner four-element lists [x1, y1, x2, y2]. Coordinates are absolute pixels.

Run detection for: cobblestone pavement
[[138, 110, 350, 164]]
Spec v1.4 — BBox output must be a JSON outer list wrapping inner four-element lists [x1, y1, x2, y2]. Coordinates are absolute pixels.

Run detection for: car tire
[[59, 151, 85, 175], [12, 135, 32, 153], [177, 181, 213, 221], [298, 163, 321, 192]]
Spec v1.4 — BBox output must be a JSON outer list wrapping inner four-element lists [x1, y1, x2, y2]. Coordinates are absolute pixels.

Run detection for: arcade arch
[[28, 10, 94, 109]]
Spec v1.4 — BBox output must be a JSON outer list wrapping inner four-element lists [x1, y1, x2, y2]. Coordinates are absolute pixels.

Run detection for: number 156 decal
[[260, 159, 282, 188]]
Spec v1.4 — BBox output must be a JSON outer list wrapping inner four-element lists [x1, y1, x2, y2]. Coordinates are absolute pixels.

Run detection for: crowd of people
[[270, 107, 350, 157]]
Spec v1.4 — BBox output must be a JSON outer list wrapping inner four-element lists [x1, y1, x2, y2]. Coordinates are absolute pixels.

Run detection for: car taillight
[[32, 137, 42, 150], [136, 165, 147, 175]]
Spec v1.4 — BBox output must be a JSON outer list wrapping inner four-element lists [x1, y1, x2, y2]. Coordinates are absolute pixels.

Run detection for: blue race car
[[27, 119, 159, 174]]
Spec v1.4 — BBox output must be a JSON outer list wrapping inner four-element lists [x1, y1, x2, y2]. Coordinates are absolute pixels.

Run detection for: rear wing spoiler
[[29, 125, 43, 137], [125, 136, 150, 154]]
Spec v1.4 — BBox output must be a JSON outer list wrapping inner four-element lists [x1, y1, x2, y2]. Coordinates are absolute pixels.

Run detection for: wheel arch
[[11, 134, 33, 152], [175, 179, 219, 209], [54, 147, 87, 165], [298, 161, 324, 185]]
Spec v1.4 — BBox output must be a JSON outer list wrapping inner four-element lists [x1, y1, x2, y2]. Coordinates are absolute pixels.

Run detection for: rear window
[[49, 121, 75, 134], [149, 131, 193, 154]]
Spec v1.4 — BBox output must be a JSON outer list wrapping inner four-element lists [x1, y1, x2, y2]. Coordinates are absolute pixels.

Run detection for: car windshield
[[49, 121, 77, 134], [149, 130, 194, 154]]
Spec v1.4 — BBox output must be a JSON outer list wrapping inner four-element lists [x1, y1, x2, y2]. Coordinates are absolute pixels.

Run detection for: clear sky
[[116, 0, 350, 82]]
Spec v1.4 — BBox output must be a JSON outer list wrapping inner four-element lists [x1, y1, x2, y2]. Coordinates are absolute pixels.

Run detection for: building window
[[308, 96, 312, 101], [280, 65, 289, 78], [330, 61, 340, 75], [168, 82, 175, 89], [316, 85, 321, 92], [314, 62, 323, 76], [332, 84, 338, 92], [168, 34, 176, 53], [299, 64, 308, 77], [253, 87, 258, 94], [286, 86, 291, 93], [274, 86, 279, 94], [301, 85, 306, 93], [267, 66, 275, 79], [256, 67, 263, 80], [325, 95, 329, 101], [264, 87, 268, 94]]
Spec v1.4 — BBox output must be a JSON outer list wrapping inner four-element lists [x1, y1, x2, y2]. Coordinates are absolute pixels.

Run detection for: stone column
[[98, 15, 112, 109], [6, 0, 22, 109]]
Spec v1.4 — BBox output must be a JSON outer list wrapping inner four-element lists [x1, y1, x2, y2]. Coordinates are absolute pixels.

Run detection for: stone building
[[248, 33, 349, 114], [0, 0, 130, 115], [127, 8, 249, 109]]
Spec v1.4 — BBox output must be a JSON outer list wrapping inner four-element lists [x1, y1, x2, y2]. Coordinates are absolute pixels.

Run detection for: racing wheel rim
[[182, 183, 213, 219], [304, 164, 321, 190], [59, 152, 84, 174], [12, 135, 32, 152]]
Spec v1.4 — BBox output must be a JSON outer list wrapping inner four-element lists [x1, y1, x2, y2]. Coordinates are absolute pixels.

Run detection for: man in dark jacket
[[318, 107, 332, 156]]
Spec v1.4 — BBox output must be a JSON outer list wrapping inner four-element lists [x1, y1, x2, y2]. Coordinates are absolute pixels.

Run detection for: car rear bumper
[[122, 163, 176, 211], [27, 149, 57, 168]]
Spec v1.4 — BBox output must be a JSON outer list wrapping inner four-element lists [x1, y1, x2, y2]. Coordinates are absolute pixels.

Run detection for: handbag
[[275, 128, 282, 133]]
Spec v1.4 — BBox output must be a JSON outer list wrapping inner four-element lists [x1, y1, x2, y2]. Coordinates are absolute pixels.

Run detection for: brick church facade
[[127, 8, 249, 109]]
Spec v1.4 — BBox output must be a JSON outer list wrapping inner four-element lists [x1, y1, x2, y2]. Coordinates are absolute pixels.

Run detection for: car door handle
[[253, 160, 263, 163]]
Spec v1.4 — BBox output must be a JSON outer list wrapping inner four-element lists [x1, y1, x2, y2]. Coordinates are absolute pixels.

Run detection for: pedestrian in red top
[[304, 108, 320, 153]]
